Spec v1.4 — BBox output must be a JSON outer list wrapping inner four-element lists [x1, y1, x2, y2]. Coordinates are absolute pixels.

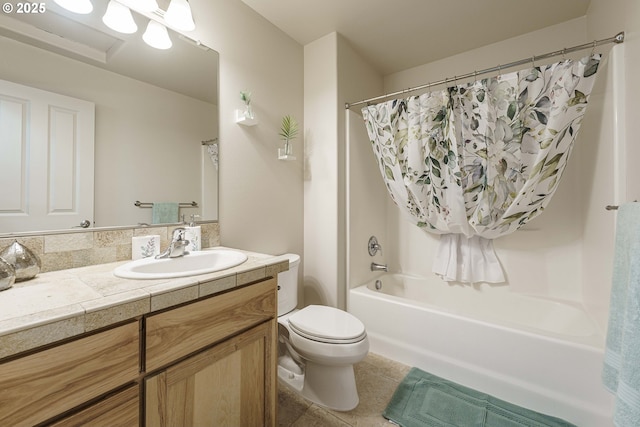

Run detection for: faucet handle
[[368, 236, 382, 256], [172, 227, 187, 240]]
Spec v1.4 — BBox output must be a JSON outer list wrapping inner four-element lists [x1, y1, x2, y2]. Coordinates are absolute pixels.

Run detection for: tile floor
[[277, 353, 411, 426]]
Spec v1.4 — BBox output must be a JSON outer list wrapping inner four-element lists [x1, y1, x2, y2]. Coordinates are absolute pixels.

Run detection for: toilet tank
[[275, 253, 300, 316]]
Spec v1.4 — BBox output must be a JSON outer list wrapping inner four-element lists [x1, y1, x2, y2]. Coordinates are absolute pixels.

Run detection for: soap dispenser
[[184, 215, 201, 252]]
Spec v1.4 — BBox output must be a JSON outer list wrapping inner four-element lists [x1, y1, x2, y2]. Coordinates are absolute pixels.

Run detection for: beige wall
[[303, 33, 383, 309], [303, 33, 340, 307], [194, 0, 304, 258], [339, 38, 385, 299]]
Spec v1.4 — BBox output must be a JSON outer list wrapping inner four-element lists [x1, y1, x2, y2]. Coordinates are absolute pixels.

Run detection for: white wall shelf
[[235, 109, 258, 126], [278, 152, 296, 161]]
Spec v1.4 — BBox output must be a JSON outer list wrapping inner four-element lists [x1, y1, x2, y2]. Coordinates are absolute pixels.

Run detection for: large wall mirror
[[0, 0, 218, 235]]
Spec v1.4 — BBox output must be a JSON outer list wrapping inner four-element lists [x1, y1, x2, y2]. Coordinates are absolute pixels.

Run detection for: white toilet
[[276, 254, 369, 411]]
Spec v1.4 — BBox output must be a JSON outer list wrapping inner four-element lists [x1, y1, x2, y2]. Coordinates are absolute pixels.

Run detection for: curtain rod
[[345, 31, 624, 110]]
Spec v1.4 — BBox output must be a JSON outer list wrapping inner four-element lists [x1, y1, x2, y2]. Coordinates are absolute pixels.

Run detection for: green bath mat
[[383, 368, 575, 427]]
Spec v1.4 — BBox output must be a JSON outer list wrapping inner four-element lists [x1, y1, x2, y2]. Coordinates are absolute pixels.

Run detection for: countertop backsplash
[[0, 222, 220, 274]]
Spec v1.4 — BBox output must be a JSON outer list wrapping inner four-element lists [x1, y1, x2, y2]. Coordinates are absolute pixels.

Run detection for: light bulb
[[102, 1, 137, 34], [53, 0, 93, 14], [143, 21, 172, 50], [164, 0, 195, 32]]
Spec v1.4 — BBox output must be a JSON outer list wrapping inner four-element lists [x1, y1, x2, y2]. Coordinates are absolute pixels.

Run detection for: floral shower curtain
[[362, 54, 601, 283]]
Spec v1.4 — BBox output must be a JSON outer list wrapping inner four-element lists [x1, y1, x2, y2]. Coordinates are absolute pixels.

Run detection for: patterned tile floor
[[277, 353, 411, 426]]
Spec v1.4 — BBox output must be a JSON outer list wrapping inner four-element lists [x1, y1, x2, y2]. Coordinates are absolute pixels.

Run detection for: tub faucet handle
[[368, 236, 382, 256]]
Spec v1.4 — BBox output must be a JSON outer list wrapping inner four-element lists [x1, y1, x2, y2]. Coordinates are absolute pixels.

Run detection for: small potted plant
[[239, 90, 253, 119], [278, 114, 298, 160]]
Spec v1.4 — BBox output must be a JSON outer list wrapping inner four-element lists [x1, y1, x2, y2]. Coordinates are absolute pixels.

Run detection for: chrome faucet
[[370, 262, 388, 272], [156, 227, 190, 259]]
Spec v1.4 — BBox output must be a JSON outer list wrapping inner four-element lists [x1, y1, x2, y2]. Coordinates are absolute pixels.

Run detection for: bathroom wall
[[339, 39, 385, 294], [194, 0, 304, 260], [303, 33, 340, 308], [304, 33, 383, 309], [346, 16, 623, 332]]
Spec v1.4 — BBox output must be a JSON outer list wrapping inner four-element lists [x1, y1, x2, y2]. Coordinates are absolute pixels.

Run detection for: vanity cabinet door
[[0, 321, 139, 427], [49, 384, 139, 427], [145, 320, 276, 427], [146, 278, 276, 372]]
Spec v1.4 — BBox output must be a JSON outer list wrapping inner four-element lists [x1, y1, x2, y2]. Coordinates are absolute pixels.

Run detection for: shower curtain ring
[[562, 48, 567, 59], [590, 40, 597, 55], [497, 64, 501, 79], [531, 55, 535, 68]]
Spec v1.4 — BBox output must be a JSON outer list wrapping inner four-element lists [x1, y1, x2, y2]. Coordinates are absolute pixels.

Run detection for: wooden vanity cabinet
[[49, 384, 140, 427], [145, 278, 277, 427], [0, 275, 277, 427], [146, 321, 274, 426], [0, 321, 139, 427]]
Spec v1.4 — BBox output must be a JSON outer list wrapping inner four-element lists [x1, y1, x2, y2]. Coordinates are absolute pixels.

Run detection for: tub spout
[[371, 262, 388, 272]]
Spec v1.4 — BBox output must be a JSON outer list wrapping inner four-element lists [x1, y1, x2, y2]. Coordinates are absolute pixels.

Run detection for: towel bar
[[606, 201, 638, 211], [134, 201, 198, 208]]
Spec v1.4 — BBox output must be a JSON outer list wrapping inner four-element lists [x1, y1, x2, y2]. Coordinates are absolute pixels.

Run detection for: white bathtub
[[349, 274, 614, 427]]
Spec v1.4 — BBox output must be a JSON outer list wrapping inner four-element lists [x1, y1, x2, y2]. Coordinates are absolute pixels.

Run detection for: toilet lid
[[288, 305, 366, 344]]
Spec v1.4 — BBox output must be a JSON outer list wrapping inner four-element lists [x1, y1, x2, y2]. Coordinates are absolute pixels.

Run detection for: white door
[[0, 79, 95, 233]]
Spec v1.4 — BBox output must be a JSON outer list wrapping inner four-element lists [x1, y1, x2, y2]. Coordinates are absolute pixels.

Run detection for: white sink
[[113, 249, 248, 279]]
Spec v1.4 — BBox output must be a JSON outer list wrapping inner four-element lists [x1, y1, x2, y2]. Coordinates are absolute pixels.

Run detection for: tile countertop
[[0, 247, 289, 360]]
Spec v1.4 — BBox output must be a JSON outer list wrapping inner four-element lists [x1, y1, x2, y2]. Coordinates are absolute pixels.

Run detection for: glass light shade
[[102, 1, 137, 34], [139, 0, 159, 12], [164, 0, 195, 31], [143, 21, 172, 50], [53, 0, 93, 14]]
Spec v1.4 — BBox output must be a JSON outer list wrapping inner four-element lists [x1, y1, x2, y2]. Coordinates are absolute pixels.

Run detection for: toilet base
[[278, 360, 359, 412], [278, 364, 304, 391]]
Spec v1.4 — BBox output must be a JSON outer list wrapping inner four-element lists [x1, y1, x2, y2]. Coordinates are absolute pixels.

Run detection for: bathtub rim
[[350, 274, 606, 350]]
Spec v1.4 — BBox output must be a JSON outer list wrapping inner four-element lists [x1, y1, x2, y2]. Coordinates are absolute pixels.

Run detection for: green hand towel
[[151, 202, 179, 224]]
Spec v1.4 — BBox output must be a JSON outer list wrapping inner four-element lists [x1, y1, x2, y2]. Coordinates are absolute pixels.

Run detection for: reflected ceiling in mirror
[[0, 0, 219, 235]]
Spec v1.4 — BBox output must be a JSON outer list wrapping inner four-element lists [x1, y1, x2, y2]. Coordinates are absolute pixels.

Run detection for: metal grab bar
[[134, 201, 198, 208]]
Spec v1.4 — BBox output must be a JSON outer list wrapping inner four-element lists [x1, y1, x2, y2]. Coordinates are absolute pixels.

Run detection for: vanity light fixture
[[102, 1, 137, 34], [164, 0, 195, 32], [143, 20, 172, 49], [53, 0, 93, 14]]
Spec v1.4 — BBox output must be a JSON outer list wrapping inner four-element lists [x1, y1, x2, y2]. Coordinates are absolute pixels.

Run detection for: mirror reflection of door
[[0, 79, 95, 232], [0, 0, 219, 234]]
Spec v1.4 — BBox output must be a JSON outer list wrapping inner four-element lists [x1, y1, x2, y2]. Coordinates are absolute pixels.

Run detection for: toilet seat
[[288, 305, 366, 344]]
